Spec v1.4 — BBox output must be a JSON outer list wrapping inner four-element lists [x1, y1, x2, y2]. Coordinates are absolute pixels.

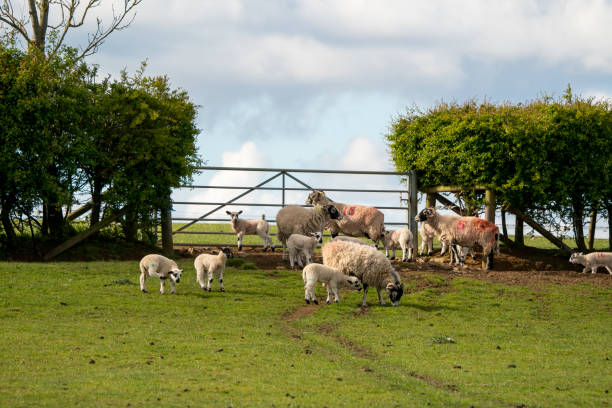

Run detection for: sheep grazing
[[382, 228, 414, 262], [139, 254, 184, 294], [276, 204, 342, 261], [332, 235, 375, 246], [415, 207, 499, 270], [305, 190, 385, 247], [226, 210, 273, 251], [194, 247, 234, 292], [569, 252, 612, 274], [322, 240, 404, 307], [302, 263, 362, 304], [287, 232, 322, 270]]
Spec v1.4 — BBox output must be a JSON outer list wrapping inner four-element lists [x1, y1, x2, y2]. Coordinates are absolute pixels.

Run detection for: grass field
[[1, 258, 611, 407]]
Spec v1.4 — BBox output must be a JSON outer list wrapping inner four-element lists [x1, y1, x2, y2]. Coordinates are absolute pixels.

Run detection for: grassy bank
[[1, 260, 610, 407]]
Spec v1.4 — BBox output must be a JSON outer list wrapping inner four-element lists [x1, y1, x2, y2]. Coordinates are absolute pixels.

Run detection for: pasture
[[1, 247, 611, 407]]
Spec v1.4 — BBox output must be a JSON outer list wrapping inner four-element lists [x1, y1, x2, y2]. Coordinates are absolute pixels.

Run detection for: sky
[[18, 0, 612, 233]]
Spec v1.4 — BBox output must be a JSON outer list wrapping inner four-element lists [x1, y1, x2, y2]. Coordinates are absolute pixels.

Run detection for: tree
[[0, 0, 142, 61]]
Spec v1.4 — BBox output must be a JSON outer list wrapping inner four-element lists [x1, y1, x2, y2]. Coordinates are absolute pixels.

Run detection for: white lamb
[[226, 210, 273, 251], [332, 235, 375, 246], [382, 228, 414, 262], [276, 204, 342, 261], [569, 252, 612, 274], [194, 247, 234, 291], [322, 240, 404, 306], [302, 263, 362, 304], [139, 254, 184, 294], [287, 232, 322, 269]]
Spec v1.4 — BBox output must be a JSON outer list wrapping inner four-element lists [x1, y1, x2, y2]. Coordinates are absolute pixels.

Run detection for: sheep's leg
[[289, 249, 296, 270], [458, 246, 466, 265], [170, 280, 176, 294], [582, 266, 590, 274], [296, 251, 305, 268], [139, 271, 148, 293], [591, 266, 598, 274], [304, 252, 312, 266], [405, 246, 413, 262], [419, 240, 425, 256], [361, 284, 369, 307], [207, 269, 213, 291], [440, 241, 447, 256], [305, 282, 318, 304], [401, 244, 407, 262], [483, 250, 494, 270], [236, 232, 244, 251], [218, 269, 225, 292], [605, 266, 612, 275], [196, 268, 206, 291], [390, 247, 396, 260], [159, 279, 165, 295], [385, 247, 390, 258], [376, 288, 385, 305]]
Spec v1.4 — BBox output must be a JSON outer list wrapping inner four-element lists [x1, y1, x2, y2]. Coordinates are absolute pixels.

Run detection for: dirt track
[[180, 246, 612, 289]]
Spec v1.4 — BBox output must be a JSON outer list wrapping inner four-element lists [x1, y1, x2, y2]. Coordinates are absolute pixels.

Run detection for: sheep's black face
[[169, 269, 183, 283], [221, 247, 234, 258], [415, 208, 434, 222], [326, 205, 342, 220], [386, 282, 404, 306]]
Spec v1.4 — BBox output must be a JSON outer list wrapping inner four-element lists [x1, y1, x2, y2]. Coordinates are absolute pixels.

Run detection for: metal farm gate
[[162, 167, 418, 253]]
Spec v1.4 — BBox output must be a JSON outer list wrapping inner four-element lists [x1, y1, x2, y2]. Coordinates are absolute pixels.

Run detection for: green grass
[[1, 261, 610, 407]]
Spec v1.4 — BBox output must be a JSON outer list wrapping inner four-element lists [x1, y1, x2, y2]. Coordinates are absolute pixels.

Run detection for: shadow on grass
[[181, 288, 284, 298], [399, 302, 460, 312]]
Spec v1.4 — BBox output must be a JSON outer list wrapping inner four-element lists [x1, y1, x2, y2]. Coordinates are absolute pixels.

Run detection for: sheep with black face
[[139, 254, 184, 294], [322, 240, 404, 307]]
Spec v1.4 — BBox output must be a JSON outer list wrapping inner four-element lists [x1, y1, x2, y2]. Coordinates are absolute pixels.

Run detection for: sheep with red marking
[[569, 252, 612, 274], [415, 207, 499, 270], [305, 190, 385, 247]]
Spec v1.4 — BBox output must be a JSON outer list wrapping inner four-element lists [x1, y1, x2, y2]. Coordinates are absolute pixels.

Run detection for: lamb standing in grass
[[226, 210, 273, 251], [302, 263, 362, 304], [382, 228, 413, 262], [194, 247, 234, 291], [287, 232, 322, 269], [139, 254, 184, 294], [322, 240, 404, 306], [276, 204, 342, 261], [306, 190, 385, 247], [569, 252, 612, 274]]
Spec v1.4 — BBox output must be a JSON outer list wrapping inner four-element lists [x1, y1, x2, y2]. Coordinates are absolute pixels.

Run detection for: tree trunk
[[515, 215, 524, 247], [571, 198, 587, 252], [0, 205, 17, 250], [122, 207, 138, 242], [501, 209, 508, 239], [608, 203, 612, 251], [90, 177, 104, 228], [587, 207, 597, 250], [46, 202, 66, 239]]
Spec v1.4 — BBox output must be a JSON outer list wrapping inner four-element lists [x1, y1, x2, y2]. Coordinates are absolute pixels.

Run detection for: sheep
[[569, 252, 612, 274], [302, 263, 362, 304], [194, 247, 234, 292], [305, 190, 385, 247], [415, 207, 499, 270], [332, 235, 375, 246], [322, 240, 404, 306], [276, 204, 342, 261], [382, 228, 414, 262], [287, 232, 322, 269], [226, 210, 273, 251], [139, 254, 184, 294]]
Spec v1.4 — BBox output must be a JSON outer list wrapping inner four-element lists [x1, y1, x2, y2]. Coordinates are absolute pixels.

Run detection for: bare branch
[[75, 0, 142, 61], [0, 1, 31, 42]]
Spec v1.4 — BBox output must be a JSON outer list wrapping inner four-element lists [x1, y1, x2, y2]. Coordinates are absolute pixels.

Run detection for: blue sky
[[16, 0, 612, 233]]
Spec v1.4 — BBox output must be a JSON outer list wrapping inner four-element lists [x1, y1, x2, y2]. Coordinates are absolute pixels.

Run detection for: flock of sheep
[[138, 190, 612, 306]]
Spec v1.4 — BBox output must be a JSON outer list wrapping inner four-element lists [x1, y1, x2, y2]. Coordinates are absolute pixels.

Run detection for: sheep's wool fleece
[[140, 254, 179, 275], [322, 240, 399, 290]]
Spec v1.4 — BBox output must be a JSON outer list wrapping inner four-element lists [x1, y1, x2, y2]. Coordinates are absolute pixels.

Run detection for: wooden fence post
[[426, 193, 436, 208], [161, 194, 174, 253], [408, 171, 418, 255], [485, 189, 496, 223]]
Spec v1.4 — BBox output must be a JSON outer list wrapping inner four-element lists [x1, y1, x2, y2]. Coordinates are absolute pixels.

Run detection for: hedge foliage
[[386, 87, 612, 249]]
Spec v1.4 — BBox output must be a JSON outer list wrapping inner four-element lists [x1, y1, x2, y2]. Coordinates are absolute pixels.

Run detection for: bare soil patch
[[183, 246, 612, 289]]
